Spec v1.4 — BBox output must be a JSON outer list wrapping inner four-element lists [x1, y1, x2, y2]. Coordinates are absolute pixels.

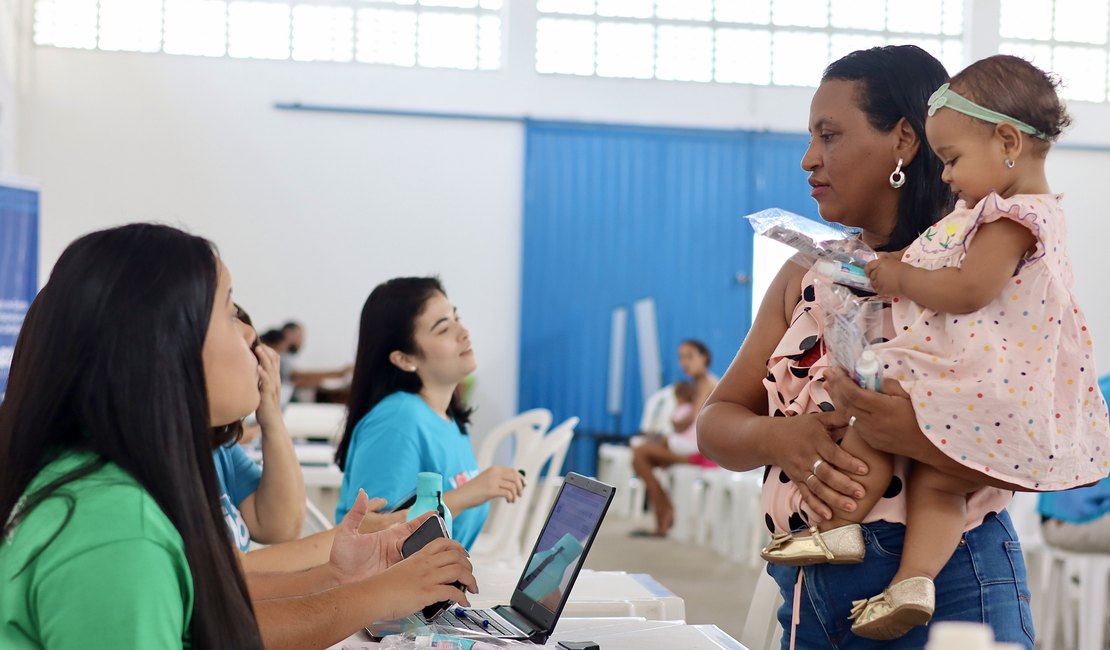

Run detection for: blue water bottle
[[406, 471, 453, 538]]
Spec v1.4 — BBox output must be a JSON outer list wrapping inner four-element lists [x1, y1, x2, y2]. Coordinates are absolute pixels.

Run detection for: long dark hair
[[823, 45, 953, 251], [0, 224, 262, 648], [336, 277, 473, 470]]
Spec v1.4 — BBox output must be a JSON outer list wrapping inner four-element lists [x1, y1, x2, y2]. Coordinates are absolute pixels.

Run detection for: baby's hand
[[864, 253, 909, 296]]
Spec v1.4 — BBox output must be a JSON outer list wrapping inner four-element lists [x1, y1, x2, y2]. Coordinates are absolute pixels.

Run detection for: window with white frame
[[33, 0, 503, 70], [999, 0, 1110, 103], [535, 0, 965, 87]]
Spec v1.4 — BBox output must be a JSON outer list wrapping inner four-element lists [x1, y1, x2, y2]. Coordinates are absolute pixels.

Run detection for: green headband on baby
[[927, 82, 1049, 141]]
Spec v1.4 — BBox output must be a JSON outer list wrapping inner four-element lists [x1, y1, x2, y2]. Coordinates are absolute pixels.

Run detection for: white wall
[[0, 0, 23, 174], [21, 49, 526, 436], [18, 1, 1110, 437]]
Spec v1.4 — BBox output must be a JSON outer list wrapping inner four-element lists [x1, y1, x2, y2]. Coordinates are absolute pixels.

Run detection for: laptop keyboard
[[439, 608, 514, 636]]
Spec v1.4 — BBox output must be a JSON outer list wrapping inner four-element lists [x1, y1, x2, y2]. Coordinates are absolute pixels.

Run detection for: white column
[[964, 0, 1002, 68]]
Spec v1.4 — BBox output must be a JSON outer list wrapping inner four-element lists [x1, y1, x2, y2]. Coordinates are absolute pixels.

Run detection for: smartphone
[[400, 515, 454, 621], [401, 514, 449, 558], [386, 488, 419, 513]]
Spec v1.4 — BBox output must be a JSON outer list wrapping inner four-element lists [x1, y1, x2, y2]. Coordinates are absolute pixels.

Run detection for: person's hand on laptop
[[373, 537, 477, 622], [452, 466, 525, 508]]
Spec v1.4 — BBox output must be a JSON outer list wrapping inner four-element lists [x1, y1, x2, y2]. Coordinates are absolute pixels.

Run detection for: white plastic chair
[[519, 418, 579, 555], [1038, 546, 1110, 650], [471, 416, 577, 564], [640, 384, 678, 436], [475, 408, 552, 469], [302, 498, 334, 536], [741, 566, 784, 650]]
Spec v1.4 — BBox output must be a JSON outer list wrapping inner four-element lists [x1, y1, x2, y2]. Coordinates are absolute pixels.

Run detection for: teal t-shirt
[[212, 443, 262, 552], [0, 450, 193, 649], [337, 391, 488, 549]]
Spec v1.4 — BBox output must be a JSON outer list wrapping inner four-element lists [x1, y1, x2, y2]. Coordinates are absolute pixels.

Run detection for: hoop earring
[[889, 158, 906, 189], [1004, 159, 1015, 169]]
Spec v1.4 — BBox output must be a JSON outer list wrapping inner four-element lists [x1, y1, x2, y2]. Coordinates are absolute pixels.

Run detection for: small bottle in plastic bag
[[854, 350, 882, 392], [407, 471, 453, 538]]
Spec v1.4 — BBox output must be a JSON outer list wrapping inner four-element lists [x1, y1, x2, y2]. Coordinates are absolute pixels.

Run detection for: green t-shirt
[[0, 450, 194, 649]]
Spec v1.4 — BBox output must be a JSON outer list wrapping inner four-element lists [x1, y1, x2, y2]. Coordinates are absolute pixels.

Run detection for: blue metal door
[[519, 121, 811, 474]]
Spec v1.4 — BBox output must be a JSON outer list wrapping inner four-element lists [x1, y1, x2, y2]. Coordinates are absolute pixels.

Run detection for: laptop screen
[[508, 473, 613, 631]]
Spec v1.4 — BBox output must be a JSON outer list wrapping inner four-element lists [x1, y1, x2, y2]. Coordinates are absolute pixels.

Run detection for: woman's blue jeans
[[767, 510, 1035, 649]]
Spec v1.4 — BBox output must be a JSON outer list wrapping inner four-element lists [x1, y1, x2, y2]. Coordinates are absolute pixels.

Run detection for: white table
[[245, 442, 344, 489], [334, 617, 748, 650], [470, 564, 685, 620]]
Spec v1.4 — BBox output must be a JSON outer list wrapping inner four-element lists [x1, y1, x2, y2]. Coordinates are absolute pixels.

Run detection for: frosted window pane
[[887, 0, 942, 34], [98, 0, 163, 52], [999, 40, 1053, 68], [715, 28, 771, 84], [656, 25, 713, 82], [420, 0, 478, 7], [164, 0, 227, 57], [940, 39, 963, 74], [537, 0, 595, 15], [356, 8, 416, 66], [772, 31, 827, 86], [999, 0, 1051, 41], [292, 5, 353, 62], [596, 0, 651, 18], [536, 17, 595, 75], [1055, 0, 1108, 45], [830, 33, 885, 64], [478, 14, 501, 69], [228, 2, 290, 60], [716, 0, 770, 24], [941, 0, 963, 36], [655, 0, 712, 21], [34, 0, 99, 48], [772, 0, 828, 28], [596, 21, 653, 78], [1054, 46, 1107, 101], [479, 0, 502, 8], [417, 12, 477, 69], [830, 0, 883, 31]]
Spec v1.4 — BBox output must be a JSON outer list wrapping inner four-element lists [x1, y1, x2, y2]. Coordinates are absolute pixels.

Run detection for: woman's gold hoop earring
[[889, 158, 906, 189]]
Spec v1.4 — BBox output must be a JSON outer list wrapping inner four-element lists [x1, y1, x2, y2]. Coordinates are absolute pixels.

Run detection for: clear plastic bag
[[746, 208, 878, 269], [374, 623, 539, 650], [814, 277, 887, 390]]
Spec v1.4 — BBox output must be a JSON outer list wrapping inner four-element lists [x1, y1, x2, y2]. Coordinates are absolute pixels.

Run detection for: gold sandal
[[760, 524, 865, 566], [849, 576, 936, 640]]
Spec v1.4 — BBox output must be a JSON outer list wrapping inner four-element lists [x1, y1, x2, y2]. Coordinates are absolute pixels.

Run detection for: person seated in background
[[631, 340, 718, 538], [334, 277, 525, 550], [0, 224, 475, 650], [1039, 477, 1110, 553], [270, 320, 352, 403]]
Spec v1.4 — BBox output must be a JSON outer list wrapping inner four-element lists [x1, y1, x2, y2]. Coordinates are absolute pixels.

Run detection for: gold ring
[[805, 473, 818, 485]]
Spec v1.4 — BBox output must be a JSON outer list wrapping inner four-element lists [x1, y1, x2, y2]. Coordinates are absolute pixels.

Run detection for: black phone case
[[400, 516, 455, 621]]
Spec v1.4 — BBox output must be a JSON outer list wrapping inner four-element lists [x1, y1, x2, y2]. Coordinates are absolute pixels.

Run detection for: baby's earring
[[889, 158, 906, 189], [1004, 158, 1015, 169]]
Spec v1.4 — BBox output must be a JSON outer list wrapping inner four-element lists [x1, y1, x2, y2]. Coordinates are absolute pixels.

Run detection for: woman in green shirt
[[0, 224, 475, 649]]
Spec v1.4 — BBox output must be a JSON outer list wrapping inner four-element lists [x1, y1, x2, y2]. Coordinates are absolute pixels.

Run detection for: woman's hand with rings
[[776, 411, 869, 520], [825, 368, 921, 458]]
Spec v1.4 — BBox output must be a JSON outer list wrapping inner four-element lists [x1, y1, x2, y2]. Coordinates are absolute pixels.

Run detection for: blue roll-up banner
[[0, 178, 39, 400]]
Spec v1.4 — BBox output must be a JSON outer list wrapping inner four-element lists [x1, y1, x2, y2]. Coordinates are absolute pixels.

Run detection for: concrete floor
[[582, 515, 764, 640]]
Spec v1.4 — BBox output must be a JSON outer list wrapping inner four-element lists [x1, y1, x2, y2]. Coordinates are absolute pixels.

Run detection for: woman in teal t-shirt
[[335, 277, 525, 549]]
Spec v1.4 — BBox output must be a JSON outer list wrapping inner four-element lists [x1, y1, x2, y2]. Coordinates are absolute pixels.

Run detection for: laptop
[[367, 472, 615, 644]]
